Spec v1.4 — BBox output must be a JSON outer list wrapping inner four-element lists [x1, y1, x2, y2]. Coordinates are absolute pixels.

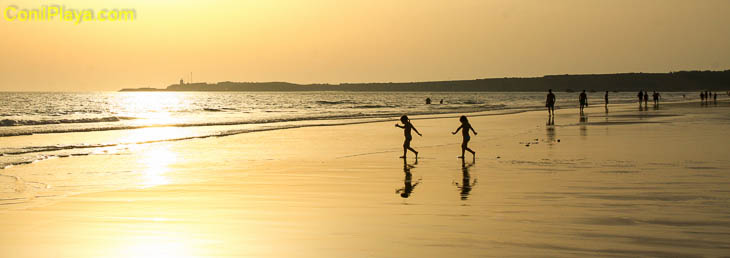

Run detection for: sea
[[0, 91, 691, 170]]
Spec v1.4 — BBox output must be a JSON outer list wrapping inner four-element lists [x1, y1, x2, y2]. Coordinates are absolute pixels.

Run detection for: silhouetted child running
[[395, 115, 421, 159], [452, 115, 477, 159]]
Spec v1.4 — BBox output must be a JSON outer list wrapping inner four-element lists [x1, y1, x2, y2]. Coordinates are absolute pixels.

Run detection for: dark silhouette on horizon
[[454, 160, 476, 200], [396, 159, 420, 198], [546, 89, 556, 116], [452, 115, 477, 161], [395, 115, 421, 159], [119, 70, 730, 92]]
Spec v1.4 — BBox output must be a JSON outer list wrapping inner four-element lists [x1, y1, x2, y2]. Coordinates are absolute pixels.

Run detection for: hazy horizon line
[[2, 68, 730, 93]]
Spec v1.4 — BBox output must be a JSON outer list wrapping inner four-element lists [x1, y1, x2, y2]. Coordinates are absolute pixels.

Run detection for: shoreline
[[0, 97, 711, 159]]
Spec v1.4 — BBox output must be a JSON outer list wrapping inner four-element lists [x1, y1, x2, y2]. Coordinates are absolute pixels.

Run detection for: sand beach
[[1, 100, 729, 257]]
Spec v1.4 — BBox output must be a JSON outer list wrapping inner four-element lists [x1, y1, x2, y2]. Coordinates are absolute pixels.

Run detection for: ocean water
[[0, 91, 692, 170]]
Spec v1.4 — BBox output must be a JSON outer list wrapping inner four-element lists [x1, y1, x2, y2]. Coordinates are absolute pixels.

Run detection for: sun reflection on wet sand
[[137, 144, 177, 188], [119, 92, 190, 127]]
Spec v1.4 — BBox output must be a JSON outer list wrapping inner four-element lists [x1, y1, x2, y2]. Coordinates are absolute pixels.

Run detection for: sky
[[1, 0, 729, 92]]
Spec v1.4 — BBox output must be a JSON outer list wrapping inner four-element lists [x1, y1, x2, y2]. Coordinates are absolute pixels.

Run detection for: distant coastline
[[120, 70, 730, 92]]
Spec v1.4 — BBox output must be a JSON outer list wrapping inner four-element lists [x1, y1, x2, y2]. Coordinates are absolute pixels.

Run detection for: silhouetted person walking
[[638, 90, 644, 105], [579, 90, 588, 113], [452, 115, 477, 160], [546, 89, 556, 116], [396, 159, 420, 198], [395, 115, 421, 159], [604, 91, 609, 106], [643, 91, 649, 106], [653, 91, 660, 105]]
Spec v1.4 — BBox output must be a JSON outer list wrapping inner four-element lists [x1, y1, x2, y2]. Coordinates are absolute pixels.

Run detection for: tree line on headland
[[120, 70, 730, 92]]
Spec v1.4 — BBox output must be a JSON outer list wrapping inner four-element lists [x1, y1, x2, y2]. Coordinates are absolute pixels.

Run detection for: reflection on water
[[546, 116, 556, 147], [579, 113, 588, 137], [137, 144, 177, 188], [455, 160, 476, 200], [396, 159, 420, 198], [119, 92, 188, 125]]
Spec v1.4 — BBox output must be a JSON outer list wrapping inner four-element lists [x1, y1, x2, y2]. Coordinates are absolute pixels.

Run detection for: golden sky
[[1, 0, 729, 91]]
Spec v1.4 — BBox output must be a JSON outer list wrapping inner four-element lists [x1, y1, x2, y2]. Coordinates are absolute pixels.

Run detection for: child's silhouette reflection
[[454, 160, 477, 200], [396, 159, 421, 198]]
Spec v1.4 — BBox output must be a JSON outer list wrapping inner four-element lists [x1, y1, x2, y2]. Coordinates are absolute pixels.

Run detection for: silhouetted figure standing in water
[[396, 159, 420, 198], [454, 160, 476, 200], [395, 115, 421, 159], [643, 91, 649, 106], [452, 115, 477, 160], [604, 91, 609, 106], [637, 90, 644, 105], [546, 89, 556, 116], [425, 98, 431, 105], [700, 91, 705, 104], [653, 91, 660, 106], [579, 90, 588, 113]]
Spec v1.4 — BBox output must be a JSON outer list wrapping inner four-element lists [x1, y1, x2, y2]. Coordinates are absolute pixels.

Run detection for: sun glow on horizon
[[1, 0, 729, 91]]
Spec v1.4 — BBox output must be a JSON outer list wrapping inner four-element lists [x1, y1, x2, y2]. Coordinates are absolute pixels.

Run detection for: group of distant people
[[546, 89, 672, 115], [636, 90, 661, 106], [545, 89, 616, 116], [700, 91, 718, 104]]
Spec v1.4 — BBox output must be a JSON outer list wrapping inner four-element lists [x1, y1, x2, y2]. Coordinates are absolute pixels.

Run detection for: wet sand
[[1, 100, 730, 257]]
